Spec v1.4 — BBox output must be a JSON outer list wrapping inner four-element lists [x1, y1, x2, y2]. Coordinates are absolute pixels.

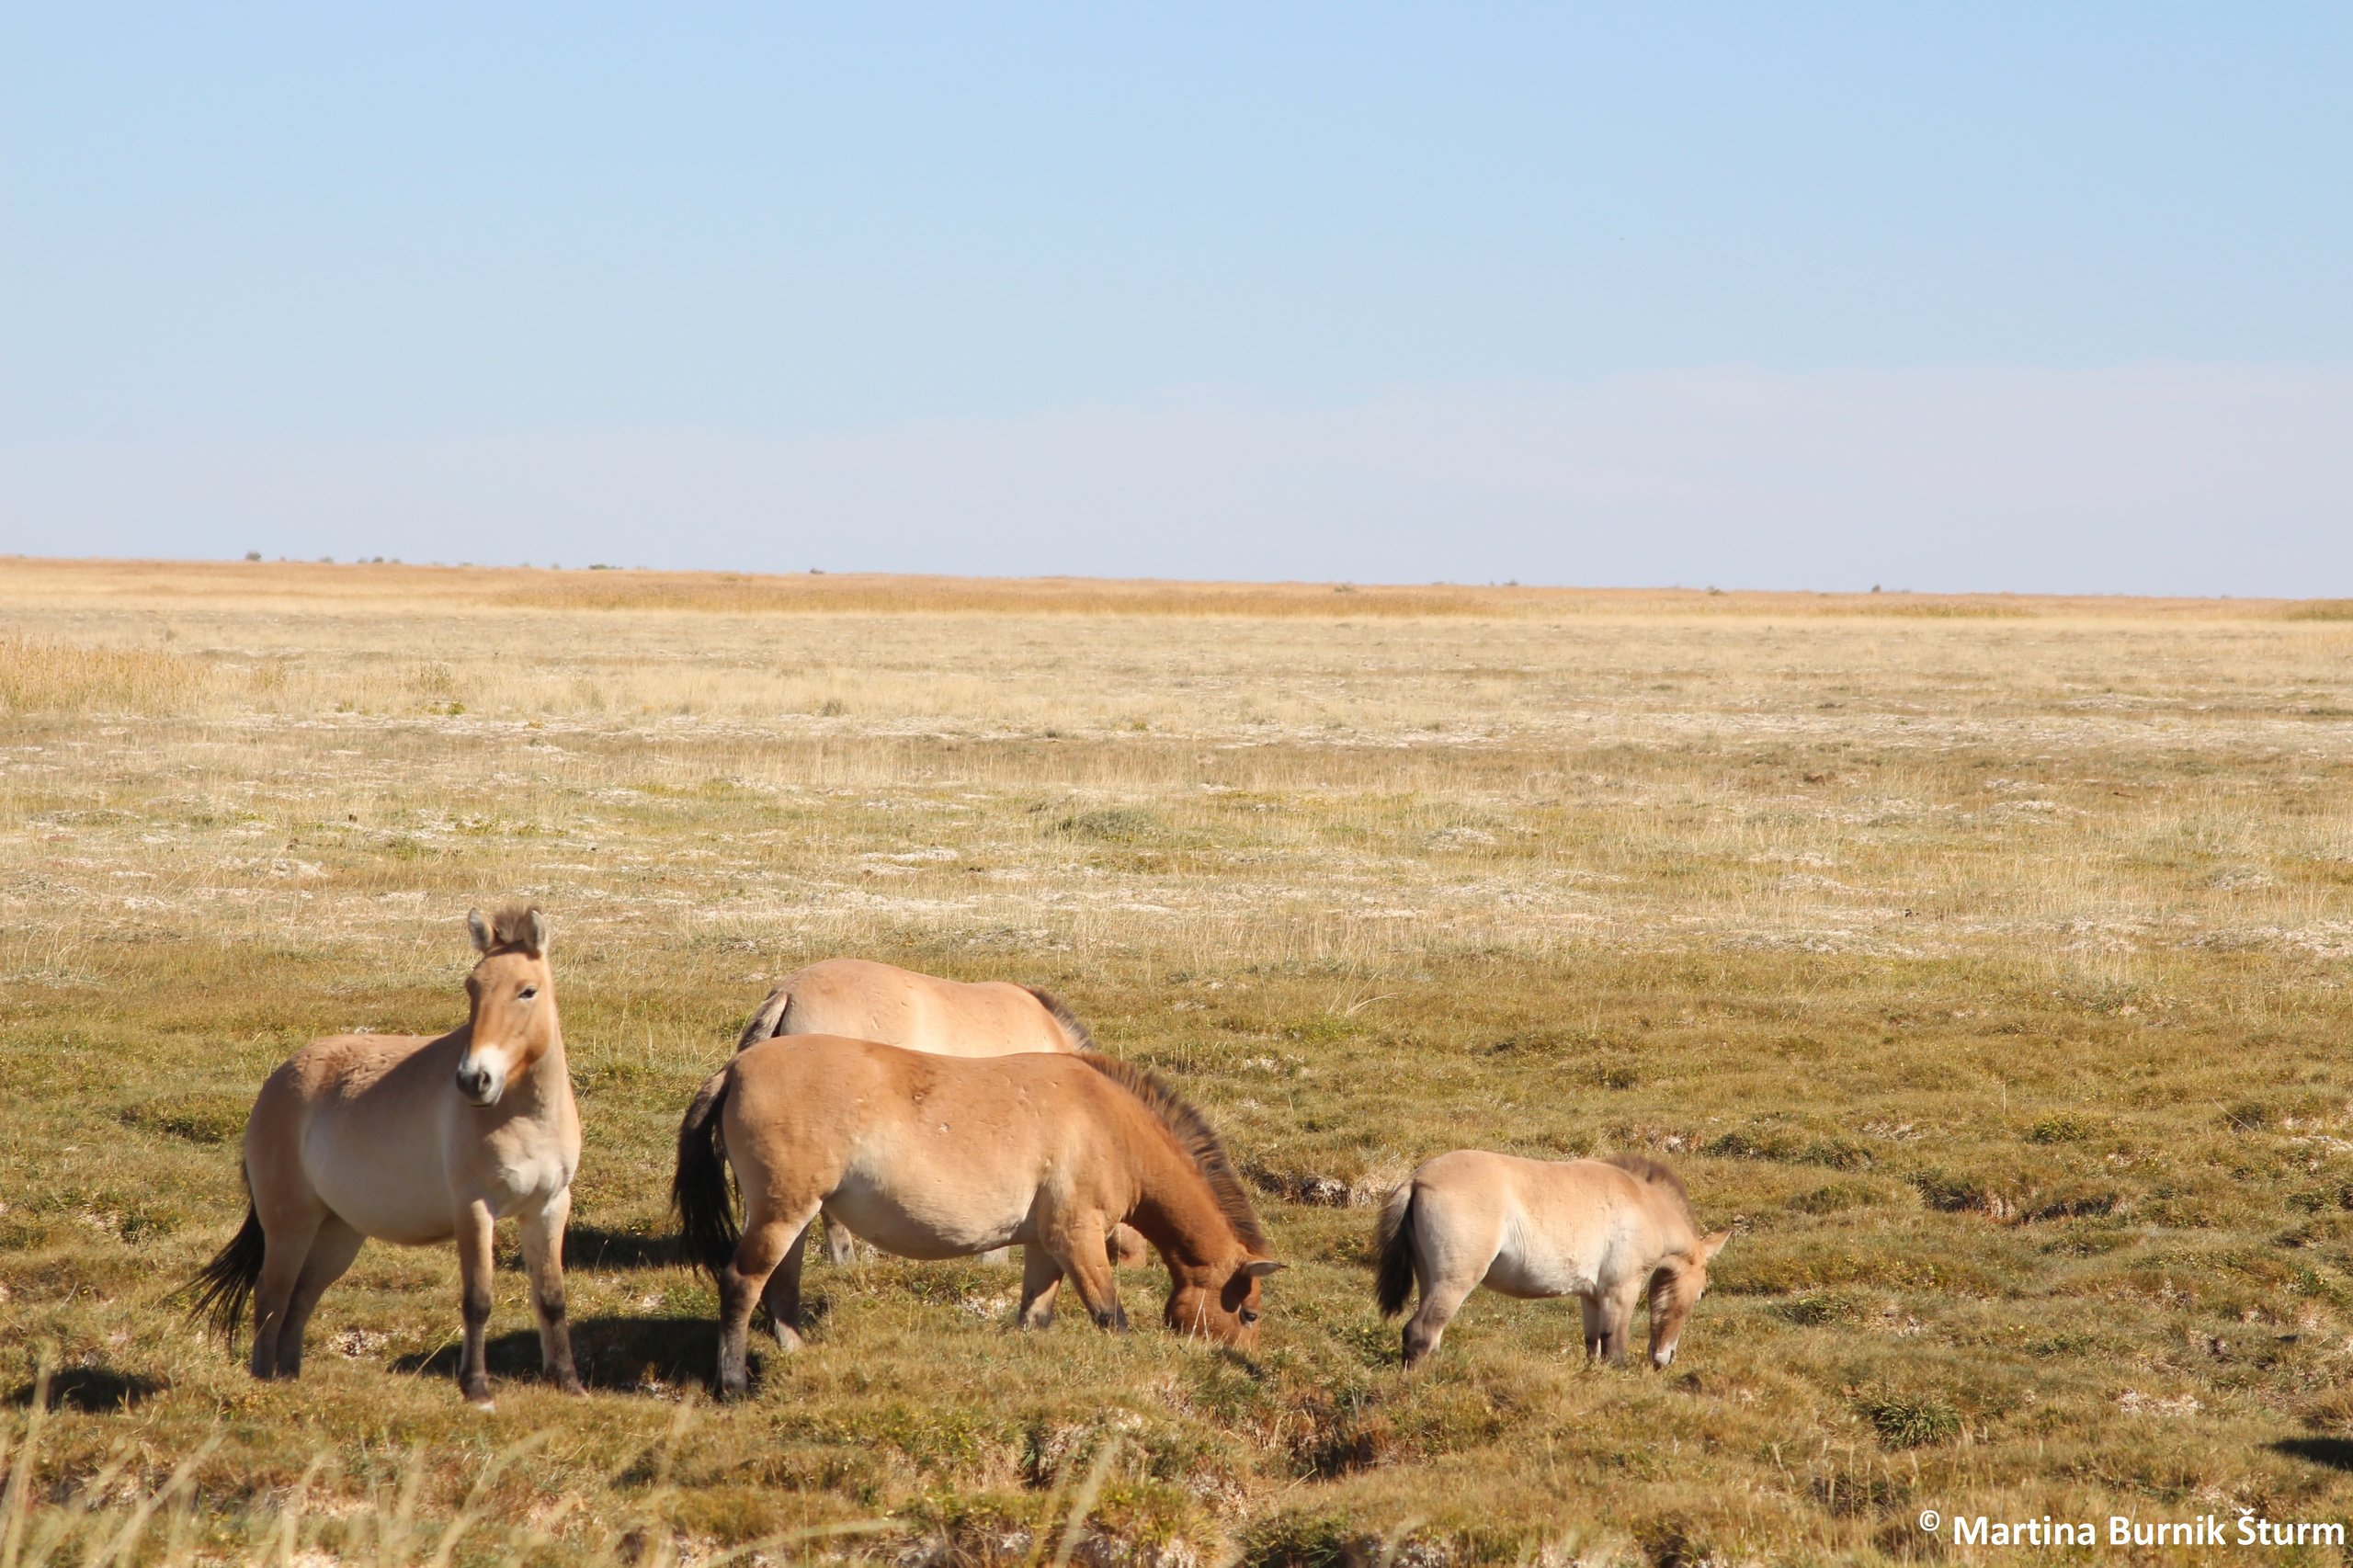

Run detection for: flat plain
[[5, 557, 2353, 1565]]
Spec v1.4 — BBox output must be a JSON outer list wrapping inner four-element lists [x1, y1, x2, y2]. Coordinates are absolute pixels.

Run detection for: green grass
[[5, 569, 2353, 1562]]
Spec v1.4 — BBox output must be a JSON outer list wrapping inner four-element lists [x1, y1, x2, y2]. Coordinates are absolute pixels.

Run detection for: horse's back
[[772, 959, 1076, 1056]]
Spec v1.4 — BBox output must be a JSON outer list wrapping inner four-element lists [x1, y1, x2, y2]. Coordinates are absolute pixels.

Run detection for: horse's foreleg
[[1050, 1222, 1126, 1331], [760, 1217, 814, 1346], [278, 1218, 363, 1379], [1597, 1281, 1641, 1367], [1579, 1296, 1605, 1362], [249, 1211, 322, 1381], [521, 1188, 584, 1394], [454, 1199, 497, 1407], [1017, 1246, 1063, 1330], [719, 1201, 818, 1399]]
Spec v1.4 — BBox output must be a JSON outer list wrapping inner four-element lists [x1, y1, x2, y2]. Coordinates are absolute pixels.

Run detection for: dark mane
[[485, 904, 540, 950], [1603, 1153, 1695, 1224], [1023, 986, 1098, 1051], [1077, 1056, 1267, 1252]]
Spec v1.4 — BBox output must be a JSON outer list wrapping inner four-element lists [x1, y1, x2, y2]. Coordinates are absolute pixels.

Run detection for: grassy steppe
[[4, 558, 2353, 1564]]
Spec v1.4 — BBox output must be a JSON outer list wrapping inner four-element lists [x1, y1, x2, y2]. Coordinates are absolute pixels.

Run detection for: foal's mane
[[481, 904, 544, 954], [1603, 1152, 1696, 1226], [1022, 985, 1098, 1051], [1078, 1055, 1267, 1252]]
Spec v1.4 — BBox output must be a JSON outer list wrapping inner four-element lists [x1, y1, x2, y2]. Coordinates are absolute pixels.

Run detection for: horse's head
[[456, 905, 555, 1107], [1646, 1229, 1731, 1368], [1165, 1256, 1284, 1349]]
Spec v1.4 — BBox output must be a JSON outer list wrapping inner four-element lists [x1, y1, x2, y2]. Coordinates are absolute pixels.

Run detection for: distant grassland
[[4, 557, 2353, 1565]]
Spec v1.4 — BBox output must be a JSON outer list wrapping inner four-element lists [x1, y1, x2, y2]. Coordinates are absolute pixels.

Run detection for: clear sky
[[4, 6, 2347, 592]]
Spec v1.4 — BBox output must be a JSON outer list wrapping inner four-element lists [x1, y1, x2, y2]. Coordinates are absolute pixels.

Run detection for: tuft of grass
[[1860, 1394, 1963, 1449], [0, 635, 210, 714]]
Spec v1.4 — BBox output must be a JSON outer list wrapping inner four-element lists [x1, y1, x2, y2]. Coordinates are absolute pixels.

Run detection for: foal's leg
[[249, 1210, 323, 1381], [821, 1210, 860, 1267], [520, 1188, 585, 1394], [759, 1217, 816, 1346], [1017, 1245, 1063, 1330], [278, 1218, 364, 1379], [718, 1199, 822, 1398], [454, 1199, 498, 1407]]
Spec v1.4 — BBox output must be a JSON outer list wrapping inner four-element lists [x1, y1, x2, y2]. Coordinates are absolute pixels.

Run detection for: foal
[[1374, 1151, 1729, 1369], [674, 1035, 1281, 1397], [188, 906, 582, 1407]]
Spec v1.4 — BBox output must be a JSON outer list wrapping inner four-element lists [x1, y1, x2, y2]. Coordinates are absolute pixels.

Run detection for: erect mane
[[1603, 1152, 1695, 1226], [1078, 1055, 1267, 1253], [1023, 985, 1098, 1051]]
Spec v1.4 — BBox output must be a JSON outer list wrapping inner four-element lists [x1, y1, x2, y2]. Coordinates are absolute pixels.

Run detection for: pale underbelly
[[824, 1171, 1035, 1259], [1481, 1248, 1598, 1301]]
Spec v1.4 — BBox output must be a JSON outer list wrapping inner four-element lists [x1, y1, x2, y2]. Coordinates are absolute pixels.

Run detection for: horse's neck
[[508, 1020, 573, 1116], [1121, 1122, 1236, 1270]]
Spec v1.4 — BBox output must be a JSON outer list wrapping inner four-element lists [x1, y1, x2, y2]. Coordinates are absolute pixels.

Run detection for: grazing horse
[[673, 1035, 1282, 1398], [735, 959, 1142, 1267], [1373, 1151, 1729, 1369], [187, 906, 582, 1408]]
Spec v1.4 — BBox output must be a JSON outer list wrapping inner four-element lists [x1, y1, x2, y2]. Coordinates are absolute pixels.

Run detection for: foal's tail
[[184, 1169, 267, 1339], [1373, 1183, 1419, 1319], [733, 986, 794, 1052], [672, 1068, 742, 1278]]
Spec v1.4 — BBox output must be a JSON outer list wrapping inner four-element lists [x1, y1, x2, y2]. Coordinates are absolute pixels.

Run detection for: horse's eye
[[1238, 1308, 1259, 1325], [517, 987, 538, 1002]]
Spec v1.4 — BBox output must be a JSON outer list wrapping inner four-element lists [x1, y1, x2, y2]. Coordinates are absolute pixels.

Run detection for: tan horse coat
[[737, 959, 1140, 1266], [674, 1035, 1280, 1397], [188, 906, 581, 1406], [1374, 1151, 1729, 1369]]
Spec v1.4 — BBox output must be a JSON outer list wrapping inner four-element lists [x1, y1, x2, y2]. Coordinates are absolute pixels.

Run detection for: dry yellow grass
[[4, 557, 2353, 1564]]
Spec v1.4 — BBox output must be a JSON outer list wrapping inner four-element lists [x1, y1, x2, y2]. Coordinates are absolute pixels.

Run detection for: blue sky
[[3, 6, 2347, 590]]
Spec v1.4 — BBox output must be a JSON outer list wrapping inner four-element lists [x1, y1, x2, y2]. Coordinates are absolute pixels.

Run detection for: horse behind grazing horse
[[1373, 1151, 1728, 1369], [673, 1034, 1281, 1398], [186, 905, 582, 1408], [735, 958, 1142, 1267]]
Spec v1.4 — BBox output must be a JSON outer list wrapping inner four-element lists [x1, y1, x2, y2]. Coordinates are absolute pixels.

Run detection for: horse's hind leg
[[1017, 1245, 1063, 1330], [719, 1199, 822, 1398], [759, 1216, 815, 1347], [277, 1217, 363, 1379], [248, 1209, 323, 1381], [1401, 1273, 1475, 1368], [521, 1188, 585, 1394]]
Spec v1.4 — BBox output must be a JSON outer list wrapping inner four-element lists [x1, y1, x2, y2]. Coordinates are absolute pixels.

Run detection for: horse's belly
[[825, 1169, 1030, 1259], [309, 1163, 454, 1245], [1481, 1247, 1596, 1301]]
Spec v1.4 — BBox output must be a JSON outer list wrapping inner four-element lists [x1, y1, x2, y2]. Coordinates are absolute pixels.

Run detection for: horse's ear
[[523, 907, 549, 957], [1698, 1230, 1731, 1264], [467, 908, 494, 953], [1243, 1259, 1286, 1278]]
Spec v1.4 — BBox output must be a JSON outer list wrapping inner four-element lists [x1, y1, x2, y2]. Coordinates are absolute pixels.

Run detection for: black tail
[[185, 1176, 267, 1340], [733, 986, 793, 1053], [1373, 1184, 1418, 1319], [672, 1069, 741, 1277], [1024, 985, 1098, 1051]]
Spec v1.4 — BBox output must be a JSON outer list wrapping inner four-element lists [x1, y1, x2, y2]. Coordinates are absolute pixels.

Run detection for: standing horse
[[186, 906, 582, 1408], [673, 1034, 1281, 1397], [736, 959, 1142, 1267], [1373, 1151, 1729, 1369]]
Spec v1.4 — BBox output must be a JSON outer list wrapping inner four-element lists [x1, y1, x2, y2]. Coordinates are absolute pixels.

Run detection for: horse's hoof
[[558, 1377, 586, 1396], [467, 1397, 496, 1414]]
